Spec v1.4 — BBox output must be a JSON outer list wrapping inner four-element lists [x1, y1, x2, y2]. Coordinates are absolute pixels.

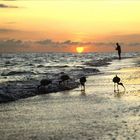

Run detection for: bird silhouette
[[80, 76, 86, 91], [37, 79, 52, 90], [59, 74, 70, 85], [113, 75, 125, 92]]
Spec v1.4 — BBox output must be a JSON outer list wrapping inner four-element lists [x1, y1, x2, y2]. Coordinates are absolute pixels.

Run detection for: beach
[[0, 56, 139, 140]]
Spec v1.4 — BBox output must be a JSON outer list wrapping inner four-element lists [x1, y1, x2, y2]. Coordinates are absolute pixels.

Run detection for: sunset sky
[[0, 0, 140, 52]]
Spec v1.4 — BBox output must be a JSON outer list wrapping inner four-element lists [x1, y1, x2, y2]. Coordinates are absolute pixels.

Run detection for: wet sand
[[0, 57, 140, 140]]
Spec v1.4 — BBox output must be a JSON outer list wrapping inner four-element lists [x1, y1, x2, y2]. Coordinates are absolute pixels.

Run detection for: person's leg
[[120, 53, 121, 59], [118, 52, 121, 60]]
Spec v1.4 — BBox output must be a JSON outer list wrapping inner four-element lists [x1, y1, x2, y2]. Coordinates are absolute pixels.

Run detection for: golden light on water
[[76, 47, 84, 53]]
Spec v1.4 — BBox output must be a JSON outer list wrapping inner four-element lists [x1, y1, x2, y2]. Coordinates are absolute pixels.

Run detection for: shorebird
[[37, 79, 52, 89], [80, 76, 87, 91], [59, 74, 70, 85], [113, 75, 125, 92]]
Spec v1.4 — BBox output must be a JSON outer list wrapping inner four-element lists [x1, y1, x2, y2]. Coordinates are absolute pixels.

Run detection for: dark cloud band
[[0, 28, 20, 33], [0, 4, 18, 8]]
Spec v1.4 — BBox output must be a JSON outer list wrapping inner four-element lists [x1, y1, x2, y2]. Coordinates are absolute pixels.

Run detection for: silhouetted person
[[113, 75, 125, 92], [116, 43, 121, 60], [80, 76, 86, 91]]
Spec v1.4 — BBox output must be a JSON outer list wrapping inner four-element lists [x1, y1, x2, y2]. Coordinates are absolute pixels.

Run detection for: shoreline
[[0, 56, 139, 103]]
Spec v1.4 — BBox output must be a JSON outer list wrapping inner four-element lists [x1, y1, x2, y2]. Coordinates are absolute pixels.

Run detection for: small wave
[[68, 67, 100, 79], [85, 57, 115, 67], [5, 61, 11, 64], [85, 55, 138, 67], [4, 61, 19, 67], [83, 68, 100, 73], [1, 71, 36, 76], [37, 65, 45, 68], [37, 65, 69, 68]]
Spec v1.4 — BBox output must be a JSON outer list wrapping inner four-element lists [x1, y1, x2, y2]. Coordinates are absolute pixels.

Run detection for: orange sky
[[0, 0, 140, 52]]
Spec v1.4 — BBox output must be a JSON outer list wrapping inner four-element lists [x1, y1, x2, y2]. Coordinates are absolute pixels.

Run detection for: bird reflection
[[81, 90, 86, 96], [114, 91, 125, 98]]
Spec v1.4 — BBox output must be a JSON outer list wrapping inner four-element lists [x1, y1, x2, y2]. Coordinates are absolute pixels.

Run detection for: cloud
[[0, 38, 139, 53], [36, 39, 54, 45], [0, 3, 18, 8], [105, 33, 140, 43], [36, 39, 140, 52], [113, 34, 140, 39], [36, 39, 64, 48], [36, 39, 81, 47], [127, 42, 140, 46], [5, 22, 16, 24], [0, 28, 20, 33], [0, 39, 28, 52], [0, 39, 25, 48]]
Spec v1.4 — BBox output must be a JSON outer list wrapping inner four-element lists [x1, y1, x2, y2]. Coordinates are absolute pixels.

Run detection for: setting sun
[[76, 47, 84, 53]]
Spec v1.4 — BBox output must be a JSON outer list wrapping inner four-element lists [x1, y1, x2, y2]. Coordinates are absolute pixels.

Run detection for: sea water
[[0, 52, 139, 82], [0, 52, 140, 140], [0, 52, 139, 102]]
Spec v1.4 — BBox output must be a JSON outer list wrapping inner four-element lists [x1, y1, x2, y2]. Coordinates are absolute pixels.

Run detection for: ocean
[[0, 52, 139, 102], [0, 52, 139, 82], [0, 52, 140, 140]]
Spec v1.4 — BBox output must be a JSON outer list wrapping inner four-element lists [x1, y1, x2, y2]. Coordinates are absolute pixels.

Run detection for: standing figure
[[116, 43, 121, 60]]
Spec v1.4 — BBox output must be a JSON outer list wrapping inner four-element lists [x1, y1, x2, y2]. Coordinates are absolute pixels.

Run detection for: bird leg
[[114, 83, 116, 92], [81, 84, 85, 91], [117, 84, 119, 92], [81, 85, 84, 91], [83, 85, 85, 91], [80, 84, 82, 91]]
